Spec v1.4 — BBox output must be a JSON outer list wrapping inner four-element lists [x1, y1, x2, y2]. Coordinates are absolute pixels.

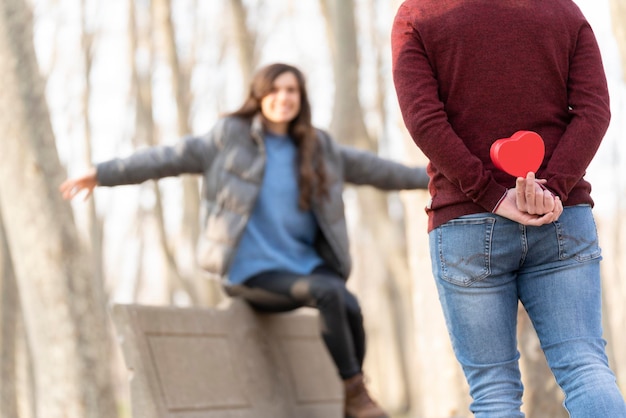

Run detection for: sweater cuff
[[474, 181, 508, 213], [491, 191, 508, 213]]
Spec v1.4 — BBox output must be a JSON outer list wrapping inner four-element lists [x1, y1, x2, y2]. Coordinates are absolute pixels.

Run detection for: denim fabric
[[429, 205, 626, 418]]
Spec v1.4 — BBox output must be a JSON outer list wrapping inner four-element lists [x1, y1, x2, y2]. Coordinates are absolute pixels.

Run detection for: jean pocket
[[555, 205, 601, 262], [434, 215, 495, 286]]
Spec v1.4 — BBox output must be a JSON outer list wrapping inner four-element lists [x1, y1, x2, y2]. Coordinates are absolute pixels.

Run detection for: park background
[[1, 0, 625, 417]]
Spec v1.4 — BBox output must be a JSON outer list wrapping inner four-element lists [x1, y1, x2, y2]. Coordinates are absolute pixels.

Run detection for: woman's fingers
[[59, 169, 97, 200]]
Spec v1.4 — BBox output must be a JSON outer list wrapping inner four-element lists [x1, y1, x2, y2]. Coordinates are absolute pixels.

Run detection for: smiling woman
[[260, 72, 301, 134], [59, 62, 429, 418]]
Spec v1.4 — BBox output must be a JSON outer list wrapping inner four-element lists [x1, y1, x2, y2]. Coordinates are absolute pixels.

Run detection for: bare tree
[[0, 208, 19, 418], [152, 0, 203, 290], [610, 0, 626, 77], [382, 2, 471, 414], [80, 0, 108, 325], [0, 0, 117, 416], [319, 0, 425, 413], [228, 0, 257, 90], [128, 0, 199, 305], [607, 0, 626, 390]]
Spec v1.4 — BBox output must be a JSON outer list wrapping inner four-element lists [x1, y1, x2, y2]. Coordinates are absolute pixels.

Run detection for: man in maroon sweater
[[392, 1, 626, 417]]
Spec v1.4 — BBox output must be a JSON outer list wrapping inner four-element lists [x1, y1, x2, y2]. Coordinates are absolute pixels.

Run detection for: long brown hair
[[228, 63, 328, 210]]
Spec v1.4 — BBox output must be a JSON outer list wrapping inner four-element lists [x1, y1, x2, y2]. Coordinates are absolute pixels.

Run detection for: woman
[[61, 63, 429, 418]]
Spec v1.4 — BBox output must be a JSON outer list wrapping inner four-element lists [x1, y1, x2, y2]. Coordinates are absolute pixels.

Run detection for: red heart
[[490, 131, 545, 178]]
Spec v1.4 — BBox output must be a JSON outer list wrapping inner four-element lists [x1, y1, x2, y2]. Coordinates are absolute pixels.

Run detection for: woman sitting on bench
[[60, 62, 429, 418]]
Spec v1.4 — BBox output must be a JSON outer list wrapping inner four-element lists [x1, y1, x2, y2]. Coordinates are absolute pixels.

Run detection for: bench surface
[[112, 299, 343, 418]]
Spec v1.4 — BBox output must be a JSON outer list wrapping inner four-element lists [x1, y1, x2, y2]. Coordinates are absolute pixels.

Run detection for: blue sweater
[[227, 133, 324, 284]]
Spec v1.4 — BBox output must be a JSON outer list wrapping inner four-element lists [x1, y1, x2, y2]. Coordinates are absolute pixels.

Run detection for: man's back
[[392, 0, 610, 230]]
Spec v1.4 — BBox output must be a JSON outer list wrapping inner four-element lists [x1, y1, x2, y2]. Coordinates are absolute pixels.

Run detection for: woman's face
[[260, 71, 301, 134]]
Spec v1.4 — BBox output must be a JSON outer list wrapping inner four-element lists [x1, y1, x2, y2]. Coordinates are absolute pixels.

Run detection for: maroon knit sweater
[[391, 0, 610, 232]]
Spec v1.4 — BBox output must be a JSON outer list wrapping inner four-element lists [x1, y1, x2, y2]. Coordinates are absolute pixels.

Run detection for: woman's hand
[[59, 167, 98, 200]]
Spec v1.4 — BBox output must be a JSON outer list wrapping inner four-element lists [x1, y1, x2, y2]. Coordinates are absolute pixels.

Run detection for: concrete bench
[[112, 298, 343, 418]]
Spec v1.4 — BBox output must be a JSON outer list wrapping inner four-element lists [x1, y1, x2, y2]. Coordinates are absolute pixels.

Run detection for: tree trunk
[[152, 0, 201, 266], [607, 0, 626, 390], [0, 208, 19, 418], [228, 0, 256, 90], [403, 184, 470, 417], [126, 0, 197, 305], [0, 0, 117, 416], [152, 0, 215, 306], [320, 0, 418, 412], [320, 0, 373, 150], [80, 0, 107, 314], [610, 0, 626, 78]]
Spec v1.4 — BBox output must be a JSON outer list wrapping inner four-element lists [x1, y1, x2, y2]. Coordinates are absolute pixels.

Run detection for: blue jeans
[[429, 205, 626, 417]]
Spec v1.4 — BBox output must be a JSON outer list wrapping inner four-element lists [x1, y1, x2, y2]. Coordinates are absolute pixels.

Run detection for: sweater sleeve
[[540, 22, 610, 201], [391, 3, 506, 211]]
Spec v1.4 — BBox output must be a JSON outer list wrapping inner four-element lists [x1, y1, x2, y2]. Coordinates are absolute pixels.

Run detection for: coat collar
[[250, 114, 265, 146]]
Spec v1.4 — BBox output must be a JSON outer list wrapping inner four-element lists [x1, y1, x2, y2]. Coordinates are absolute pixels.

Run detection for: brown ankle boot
[[343, 373, 389, 418]]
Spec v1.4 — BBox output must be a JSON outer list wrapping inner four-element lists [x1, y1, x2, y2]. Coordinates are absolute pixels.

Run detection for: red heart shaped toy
[[490, 131, 545, 178]]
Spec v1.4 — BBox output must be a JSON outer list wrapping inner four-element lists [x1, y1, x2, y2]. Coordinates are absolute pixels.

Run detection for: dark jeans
[[229, 266, 365, 379]]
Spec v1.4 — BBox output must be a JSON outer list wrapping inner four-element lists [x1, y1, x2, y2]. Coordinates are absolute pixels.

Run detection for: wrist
[[492, 190, 508, 213]]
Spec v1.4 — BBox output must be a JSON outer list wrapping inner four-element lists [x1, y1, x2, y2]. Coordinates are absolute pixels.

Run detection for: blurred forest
[[0, 0, 625, 417]]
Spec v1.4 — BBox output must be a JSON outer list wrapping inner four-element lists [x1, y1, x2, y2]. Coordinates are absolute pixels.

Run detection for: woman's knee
[[310, 279, 356, 311], [313, 280, 347, 306]]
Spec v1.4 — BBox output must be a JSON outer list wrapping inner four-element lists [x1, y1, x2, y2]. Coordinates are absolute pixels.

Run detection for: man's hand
[[495, 189, 561, 226], [515, 172, 559, 215], [495, 172, 563, 226]]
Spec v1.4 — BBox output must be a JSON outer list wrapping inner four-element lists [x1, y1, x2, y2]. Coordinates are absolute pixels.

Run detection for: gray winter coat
[[96, 115, 429, 281]]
